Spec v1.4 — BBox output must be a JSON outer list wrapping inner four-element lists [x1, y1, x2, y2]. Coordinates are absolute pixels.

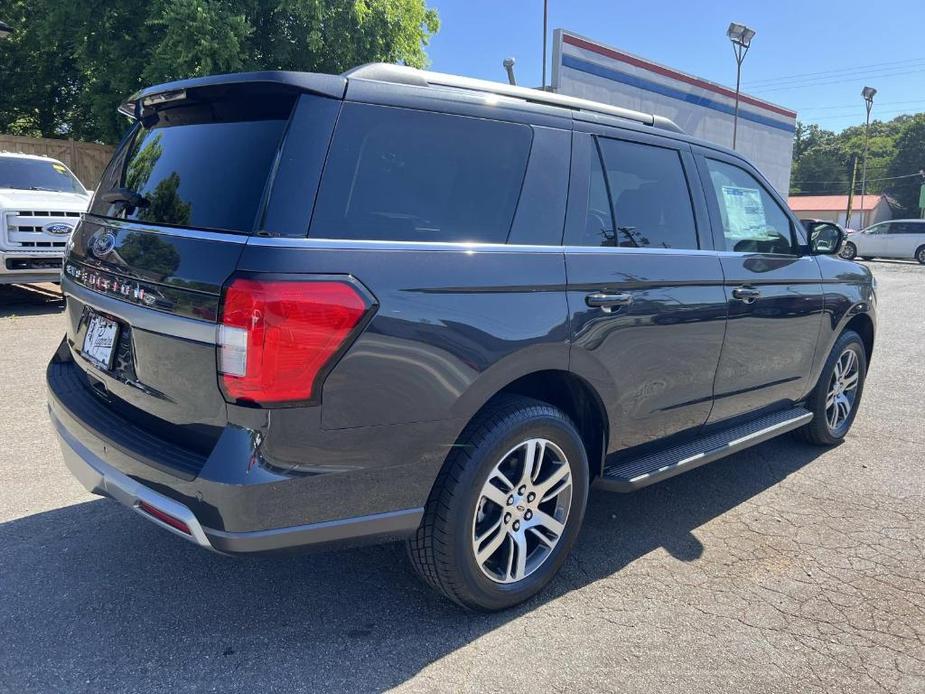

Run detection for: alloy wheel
[[826, 348, 860, 433], [471, 438, 572, 584]]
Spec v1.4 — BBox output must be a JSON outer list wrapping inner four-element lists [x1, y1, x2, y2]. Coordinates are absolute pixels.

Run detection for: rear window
[[310, 104, 532, 243], [91, 93, 295, 233]]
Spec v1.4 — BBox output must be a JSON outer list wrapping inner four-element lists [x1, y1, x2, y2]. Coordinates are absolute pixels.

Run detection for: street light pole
[[541, 0, 548, 90], [860, 86, 877, 225], [727, 22, 756, 150]]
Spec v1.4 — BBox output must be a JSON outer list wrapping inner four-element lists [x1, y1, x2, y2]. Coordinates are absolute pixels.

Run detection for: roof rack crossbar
[[343, 63, 683, 134]]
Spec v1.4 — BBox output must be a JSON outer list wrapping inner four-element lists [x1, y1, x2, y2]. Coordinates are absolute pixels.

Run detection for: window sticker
[[721, 185, 767, 238], [52, 163, 67, 174]]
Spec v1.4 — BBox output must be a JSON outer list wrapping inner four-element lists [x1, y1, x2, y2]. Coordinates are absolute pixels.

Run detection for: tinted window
[[705, 159, 794, 254], [580, 146, 616, 246], [91, 94, 294, 233], [310, 104, 532, 243], [894, 222, 925, 234], [0, 157, 86, 194], [589, 138, 698, 249]]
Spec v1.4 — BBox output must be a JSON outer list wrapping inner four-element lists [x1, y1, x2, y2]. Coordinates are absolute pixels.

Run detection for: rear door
[[695, 149, 824, 423], [565, 130, 727, 451], [886, 221, 925, 258]]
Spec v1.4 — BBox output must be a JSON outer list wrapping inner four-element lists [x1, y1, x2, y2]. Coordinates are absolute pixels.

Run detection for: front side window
[[705, 158, 795, 254], [0, 157, 86, 194], [310, 104, 532, 243], [865, 223, 889, 234]]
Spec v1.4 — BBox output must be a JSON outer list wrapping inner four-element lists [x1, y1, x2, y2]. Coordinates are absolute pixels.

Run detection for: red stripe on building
[[562, 33, 797, 120]]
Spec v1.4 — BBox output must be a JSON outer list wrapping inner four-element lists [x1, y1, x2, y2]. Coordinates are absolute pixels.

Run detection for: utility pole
[[860, 86, 877, 223], [845, 156, 858, 228]]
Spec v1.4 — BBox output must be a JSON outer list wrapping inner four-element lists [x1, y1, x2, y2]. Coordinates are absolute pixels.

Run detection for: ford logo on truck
[[44, 222, 74, 235]]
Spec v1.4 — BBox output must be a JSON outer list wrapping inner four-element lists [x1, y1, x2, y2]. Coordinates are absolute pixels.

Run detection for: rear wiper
[[101, 187, 149, 214]]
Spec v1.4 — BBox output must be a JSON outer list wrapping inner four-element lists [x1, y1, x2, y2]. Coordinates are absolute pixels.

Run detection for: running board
[[597, 407, 813, 492]]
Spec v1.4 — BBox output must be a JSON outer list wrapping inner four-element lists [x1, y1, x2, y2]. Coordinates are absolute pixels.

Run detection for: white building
[[551, 29, 797, 193]]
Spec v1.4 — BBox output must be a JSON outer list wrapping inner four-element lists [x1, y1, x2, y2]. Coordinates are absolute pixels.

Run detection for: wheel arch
[[842, 312, 875, 366]]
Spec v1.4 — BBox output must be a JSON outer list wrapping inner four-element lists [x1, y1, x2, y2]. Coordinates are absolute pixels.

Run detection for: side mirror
[[809, 223, 844, 255]]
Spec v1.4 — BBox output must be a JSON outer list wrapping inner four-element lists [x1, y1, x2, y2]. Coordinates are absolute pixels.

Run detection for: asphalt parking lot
[[1, 261, 923, 694]]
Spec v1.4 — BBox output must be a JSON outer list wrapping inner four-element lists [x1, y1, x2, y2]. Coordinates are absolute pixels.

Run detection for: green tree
[[885, 115, 925, 217], [0, 0, 439, 144]]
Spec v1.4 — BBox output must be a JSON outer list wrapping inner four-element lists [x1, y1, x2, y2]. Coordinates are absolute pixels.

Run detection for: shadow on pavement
[[0, 283, 64, 318], [0, 436, 828, 692]]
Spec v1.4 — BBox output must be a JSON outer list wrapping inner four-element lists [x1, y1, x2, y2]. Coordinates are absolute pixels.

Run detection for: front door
[[695, 150, 825, 423], [859, 222, 892, 256], [566, 132, 727, 452]]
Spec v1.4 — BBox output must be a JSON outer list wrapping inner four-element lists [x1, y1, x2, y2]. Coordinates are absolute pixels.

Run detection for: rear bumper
[[47, 356, 424, 554]]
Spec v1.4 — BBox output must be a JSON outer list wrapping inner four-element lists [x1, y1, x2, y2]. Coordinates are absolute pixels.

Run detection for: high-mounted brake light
[[218, 278, 370, 406]]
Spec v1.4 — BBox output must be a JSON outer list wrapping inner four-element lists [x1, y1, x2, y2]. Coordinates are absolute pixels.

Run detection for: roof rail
[[343, 63, 683, 134]]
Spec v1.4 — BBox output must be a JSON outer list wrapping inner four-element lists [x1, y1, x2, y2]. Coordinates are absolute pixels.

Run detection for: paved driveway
[[0, 263, 923, 693]]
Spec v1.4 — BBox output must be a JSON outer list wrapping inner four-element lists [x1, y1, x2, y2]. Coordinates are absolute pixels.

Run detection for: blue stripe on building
[[562, 54, 796, 134]]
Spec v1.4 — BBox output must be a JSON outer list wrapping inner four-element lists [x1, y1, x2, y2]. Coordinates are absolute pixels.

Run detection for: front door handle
[[585, 292, 633, 313], [732, 286, 761, 304]]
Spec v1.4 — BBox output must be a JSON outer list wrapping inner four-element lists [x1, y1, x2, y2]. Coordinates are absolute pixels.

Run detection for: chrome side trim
[[51, 409, 213, 549], [85, 215, 249, 244], [62, 275, 216, 345]]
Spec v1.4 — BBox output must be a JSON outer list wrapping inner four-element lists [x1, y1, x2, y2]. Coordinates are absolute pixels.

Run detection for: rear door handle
[[585, 292, 633, 313], [732, 286, 761, 304]]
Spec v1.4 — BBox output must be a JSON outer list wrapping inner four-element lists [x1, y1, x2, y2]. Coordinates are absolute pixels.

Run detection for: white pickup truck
[[0, 152, 92, 285]]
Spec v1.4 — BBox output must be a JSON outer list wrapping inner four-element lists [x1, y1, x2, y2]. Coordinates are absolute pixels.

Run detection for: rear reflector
[[218, 277, 370, 406], [138, 501, 192, 535]]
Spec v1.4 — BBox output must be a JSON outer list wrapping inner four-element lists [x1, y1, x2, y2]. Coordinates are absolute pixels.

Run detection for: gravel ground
[[0, 262, 923, 694]]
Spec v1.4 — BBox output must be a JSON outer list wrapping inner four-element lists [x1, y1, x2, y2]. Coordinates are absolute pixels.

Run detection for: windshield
[[0, 158, 87, 194]]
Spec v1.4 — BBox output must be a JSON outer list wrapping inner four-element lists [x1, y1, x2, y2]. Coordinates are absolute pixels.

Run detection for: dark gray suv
[[47, 64, 876, 610]]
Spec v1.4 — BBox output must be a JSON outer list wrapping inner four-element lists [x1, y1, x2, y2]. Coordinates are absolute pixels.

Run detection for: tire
[[839, 241, 857, 260], [407, 396, 589, 611], [915, 245, 925, 265], [795, 330, 867, 446]]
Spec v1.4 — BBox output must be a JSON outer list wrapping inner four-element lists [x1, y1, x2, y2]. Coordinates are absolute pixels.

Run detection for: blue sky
[[425, 0, 925, 131]]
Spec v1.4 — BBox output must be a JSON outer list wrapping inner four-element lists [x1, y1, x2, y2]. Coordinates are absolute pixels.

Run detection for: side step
[[597, 406, 813, 492]]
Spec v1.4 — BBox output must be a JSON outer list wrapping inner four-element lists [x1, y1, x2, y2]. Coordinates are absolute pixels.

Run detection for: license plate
[[83, 312, 119, 369]]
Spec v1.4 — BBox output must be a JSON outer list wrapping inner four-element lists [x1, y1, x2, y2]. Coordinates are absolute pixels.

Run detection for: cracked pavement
[[0, 261, 923, 693]]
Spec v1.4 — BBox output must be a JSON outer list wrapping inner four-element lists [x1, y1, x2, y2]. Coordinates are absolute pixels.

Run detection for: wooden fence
[[0, 134, 114, 188]]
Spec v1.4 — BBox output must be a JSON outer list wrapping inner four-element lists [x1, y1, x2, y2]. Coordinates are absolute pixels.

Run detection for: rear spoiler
[[118, 71, 348, 119]]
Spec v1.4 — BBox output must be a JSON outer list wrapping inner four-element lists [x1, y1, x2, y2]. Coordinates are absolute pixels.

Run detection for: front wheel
[[407, 396, 589, 611], [795, 330, 867, 446], [839, 241, 857, 260], [916, 245, 925, 265]]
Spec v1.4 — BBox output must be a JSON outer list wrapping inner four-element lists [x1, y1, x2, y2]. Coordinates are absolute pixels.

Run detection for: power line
[[796, 99, 925, 113], [750, 67, 925, 94], [746, 56, 925, 87], [791, 171, 925, 185]]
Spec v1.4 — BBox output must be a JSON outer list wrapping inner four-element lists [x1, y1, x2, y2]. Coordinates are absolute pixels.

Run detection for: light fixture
[[726, 22, 757, 149]]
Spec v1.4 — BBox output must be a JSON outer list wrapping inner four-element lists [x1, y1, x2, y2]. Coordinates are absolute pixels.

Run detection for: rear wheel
[[407, 396, 589, 611], [839, 241, 857, 260], [916, 245, 925, 264], [795, 330, 867, 446]]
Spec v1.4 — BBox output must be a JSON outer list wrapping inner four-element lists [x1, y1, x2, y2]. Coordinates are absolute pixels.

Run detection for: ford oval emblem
[[44, 222, 75, 236], [90, 231, 117, 258]]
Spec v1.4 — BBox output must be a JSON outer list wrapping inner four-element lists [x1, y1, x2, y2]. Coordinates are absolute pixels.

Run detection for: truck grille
[[4, 210, 81, 250]]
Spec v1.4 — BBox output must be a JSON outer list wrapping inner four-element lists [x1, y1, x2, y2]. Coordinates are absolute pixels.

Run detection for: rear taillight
[[218, 277, 371, 406]]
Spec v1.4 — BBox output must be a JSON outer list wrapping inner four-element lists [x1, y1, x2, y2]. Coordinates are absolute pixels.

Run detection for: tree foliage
[[790, 114, 925, 217], [0, 0, 439, 144]]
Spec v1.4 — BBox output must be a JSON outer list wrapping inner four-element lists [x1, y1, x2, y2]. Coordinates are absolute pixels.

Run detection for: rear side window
[[593, 138, 698, 250], [310, 104, 532, 243], [91, 93, 295, 233]]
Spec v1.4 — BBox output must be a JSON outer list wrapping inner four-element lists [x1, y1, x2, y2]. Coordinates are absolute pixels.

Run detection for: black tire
[[407, 396, 589, 611], [915, 245, 925, 265], [795, 330, 867, 446], [839, 241, 857, 260]]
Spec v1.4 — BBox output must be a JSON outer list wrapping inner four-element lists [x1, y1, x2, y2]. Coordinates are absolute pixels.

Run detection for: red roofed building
[[788, 194, 893, 230]]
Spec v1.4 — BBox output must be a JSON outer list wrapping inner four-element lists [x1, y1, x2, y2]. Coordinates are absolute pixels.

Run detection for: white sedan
[[839, 219, 925, 264]]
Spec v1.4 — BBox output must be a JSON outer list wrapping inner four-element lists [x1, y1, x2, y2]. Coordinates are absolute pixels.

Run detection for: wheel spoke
[[521, 439, 546, 485], [511, 532, 528, 580], [489, 469, 516, 494], [528, 509, 565, 538], [481, 483, 510, 508], [534, 463, 571, 501], [475, 519, 507, 564], [841, 371, 859, 391], [843, 350, 856, 375]]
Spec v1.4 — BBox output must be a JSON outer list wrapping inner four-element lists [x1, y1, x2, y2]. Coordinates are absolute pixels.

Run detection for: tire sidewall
[[916, 245, 925, 264], [840, 241, 857, 260], [812, 332, 867, 443], [448, 410, 589, 610]]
